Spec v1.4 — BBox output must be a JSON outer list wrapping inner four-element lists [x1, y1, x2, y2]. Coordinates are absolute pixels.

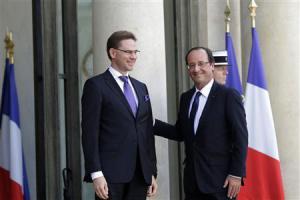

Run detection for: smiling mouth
[[192, 73, 203, 76]]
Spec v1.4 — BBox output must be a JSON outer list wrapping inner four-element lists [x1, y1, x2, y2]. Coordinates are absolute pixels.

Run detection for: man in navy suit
[[82, 31, 157, 200], [154, 47, 248, 200]]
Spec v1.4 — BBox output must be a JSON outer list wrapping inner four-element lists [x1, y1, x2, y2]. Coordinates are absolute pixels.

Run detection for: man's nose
[[130, 53, 137, 59]]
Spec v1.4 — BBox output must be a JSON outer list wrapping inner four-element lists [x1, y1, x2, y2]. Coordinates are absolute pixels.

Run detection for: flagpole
[[224, 0, 231, 33], [249, 0, 258, 28], [4, 30, 14, 64]]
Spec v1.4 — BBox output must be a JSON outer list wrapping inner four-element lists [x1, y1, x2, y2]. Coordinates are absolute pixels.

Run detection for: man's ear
[[109, 48, 116, 59]]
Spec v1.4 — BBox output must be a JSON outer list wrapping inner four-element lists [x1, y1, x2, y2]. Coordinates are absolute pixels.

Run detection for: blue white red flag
[[239, 28, 284, 200], [0, 58, 30, 200]]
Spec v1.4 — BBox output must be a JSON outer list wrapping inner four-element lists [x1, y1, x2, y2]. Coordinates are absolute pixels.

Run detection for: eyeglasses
[[115, 48, 140, 55], [187, 61, 210, 70]]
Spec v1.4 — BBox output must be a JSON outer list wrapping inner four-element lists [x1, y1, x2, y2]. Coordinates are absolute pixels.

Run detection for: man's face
[[187, 49, 214, 88], [110, 39, 138, 74], [213, 65, 228, 85]]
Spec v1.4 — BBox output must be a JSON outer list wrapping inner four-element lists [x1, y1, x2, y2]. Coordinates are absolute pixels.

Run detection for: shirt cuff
[[228, 174, 241, 179], [91, 171, 104, 180]]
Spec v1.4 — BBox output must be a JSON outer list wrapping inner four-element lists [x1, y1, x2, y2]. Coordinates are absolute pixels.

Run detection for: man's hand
[[223, 175, 241, 199], [147, 175, 158, 197], [93, 176, 109, 199]]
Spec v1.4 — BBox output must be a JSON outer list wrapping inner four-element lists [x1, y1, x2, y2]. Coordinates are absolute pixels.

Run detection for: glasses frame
[[187, 61, 210, 70], [115, 48, 140, 55]]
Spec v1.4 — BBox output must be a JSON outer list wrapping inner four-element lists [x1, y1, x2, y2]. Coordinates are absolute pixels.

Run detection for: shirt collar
[[195, 79, 214, 98], [109, 66, 129, 78]]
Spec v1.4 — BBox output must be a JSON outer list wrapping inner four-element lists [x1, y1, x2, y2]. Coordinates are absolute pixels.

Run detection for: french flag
[[238, 28, 284, 199], [225, 32, 243, 95], [0, 58, 30, 200]]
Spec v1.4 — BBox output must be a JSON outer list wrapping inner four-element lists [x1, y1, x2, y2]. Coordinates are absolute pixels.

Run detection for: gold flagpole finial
[[4, 30, 14, 64], [4, 30, 10, 58], [224, 0, 231, 33], [249, 0, 258, 28]]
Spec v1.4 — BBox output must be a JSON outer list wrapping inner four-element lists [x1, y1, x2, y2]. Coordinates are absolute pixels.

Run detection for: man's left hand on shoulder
[[223, 175, 242, 199]]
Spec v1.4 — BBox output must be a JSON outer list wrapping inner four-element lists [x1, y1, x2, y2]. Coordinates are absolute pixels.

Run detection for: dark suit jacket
[[81, 70, 157, 185], [154, 81, 248, 193]]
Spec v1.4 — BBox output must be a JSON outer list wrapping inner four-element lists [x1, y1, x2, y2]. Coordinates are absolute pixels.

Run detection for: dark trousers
[[185, 178, 236, 200], [184, 165, 234, 200], [185, 190, 236, 200], [95, 159, 148, 200]]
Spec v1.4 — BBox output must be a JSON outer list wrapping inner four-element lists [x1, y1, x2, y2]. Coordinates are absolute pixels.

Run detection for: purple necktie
[[119, 76, 137, 116]]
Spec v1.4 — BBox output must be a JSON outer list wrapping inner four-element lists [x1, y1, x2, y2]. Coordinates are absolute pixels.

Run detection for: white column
[[92, 0, 170, 199]]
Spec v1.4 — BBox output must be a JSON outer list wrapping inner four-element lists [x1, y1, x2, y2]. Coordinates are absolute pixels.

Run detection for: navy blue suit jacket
[[154, 81, 248, 193], [81, 70, 156, 185]]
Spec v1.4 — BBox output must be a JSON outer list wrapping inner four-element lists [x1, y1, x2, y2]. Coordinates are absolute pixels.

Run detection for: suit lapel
[[183, 88, 196, 137], [195, 81, 219, 134], [103, 70, 135, 118]]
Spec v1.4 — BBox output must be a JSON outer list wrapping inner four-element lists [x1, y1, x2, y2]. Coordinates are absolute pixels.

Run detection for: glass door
[[77, 0, 94, 199]]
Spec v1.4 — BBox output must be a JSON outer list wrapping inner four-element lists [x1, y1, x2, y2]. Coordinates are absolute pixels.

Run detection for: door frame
[[33, 0, 81, 199]]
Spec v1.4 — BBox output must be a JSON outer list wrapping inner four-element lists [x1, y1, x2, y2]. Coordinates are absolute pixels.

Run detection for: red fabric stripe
[[0, 167, 23, 200], [239, 148, 285, 200]]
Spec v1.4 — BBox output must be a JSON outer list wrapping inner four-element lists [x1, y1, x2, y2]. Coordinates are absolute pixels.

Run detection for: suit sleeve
[[153, 95, 184, 142], [145, 85, 158, 177], [226, 89, 248, 177], [81, 79, 102, 179]]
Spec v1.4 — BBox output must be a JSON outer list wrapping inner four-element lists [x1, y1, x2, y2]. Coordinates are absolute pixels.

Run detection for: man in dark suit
[[82, 30, 157, 200], [154, 47, 248, 200]]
